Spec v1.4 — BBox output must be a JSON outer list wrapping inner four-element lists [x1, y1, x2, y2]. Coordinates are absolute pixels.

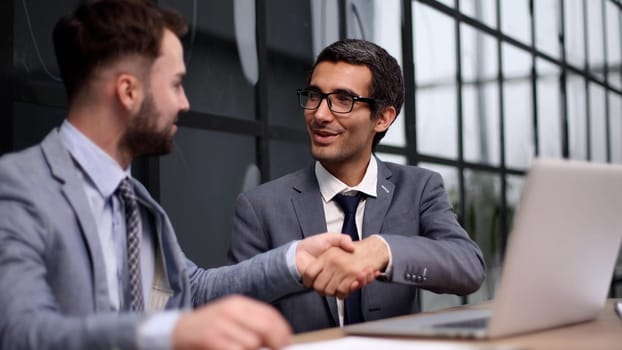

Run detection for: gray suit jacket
[[228, 159, 486, 333], [0, 130, 305, 350]]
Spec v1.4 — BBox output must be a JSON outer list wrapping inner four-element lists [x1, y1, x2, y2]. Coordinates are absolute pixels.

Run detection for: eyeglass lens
[[300, 91, 355, 113]]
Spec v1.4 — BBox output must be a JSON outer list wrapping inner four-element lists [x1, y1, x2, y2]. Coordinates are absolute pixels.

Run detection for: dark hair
[[311, 39, 405, 148], [53, 0, 187, 102]]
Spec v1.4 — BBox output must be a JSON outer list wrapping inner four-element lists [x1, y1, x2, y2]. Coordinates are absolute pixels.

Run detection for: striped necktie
[[116, 178, 145, 312]]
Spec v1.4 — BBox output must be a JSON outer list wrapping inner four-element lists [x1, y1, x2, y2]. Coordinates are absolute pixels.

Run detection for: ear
[[374, 106, 397, 133], [115, 73, 143, 113]]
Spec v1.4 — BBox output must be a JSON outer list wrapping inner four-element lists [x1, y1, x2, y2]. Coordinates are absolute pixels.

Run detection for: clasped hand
[[295, 233, 388, 299]]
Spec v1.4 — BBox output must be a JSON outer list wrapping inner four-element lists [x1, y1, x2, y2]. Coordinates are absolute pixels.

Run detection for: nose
[[312, 97, 335, 123], [180, 88, 190, 112]]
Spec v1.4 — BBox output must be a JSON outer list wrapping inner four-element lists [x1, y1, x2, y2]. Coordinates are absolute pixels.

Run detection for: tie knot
[[116, 178, 136, 203], [334, 192, 362, 214]]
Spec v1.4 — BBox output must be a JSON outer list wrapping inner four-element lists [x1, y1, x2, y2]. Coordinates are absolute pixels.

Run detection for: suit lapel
[[290, 165, 327, 238], [41, 131, 111, 310], [289, 165, 340, 324], [362, 159, 394, 239]]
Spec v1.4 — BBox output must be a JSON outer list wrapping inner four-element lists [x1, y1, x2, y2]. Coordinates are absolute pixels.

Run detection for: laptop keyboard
[[432, 317, 490, 329]]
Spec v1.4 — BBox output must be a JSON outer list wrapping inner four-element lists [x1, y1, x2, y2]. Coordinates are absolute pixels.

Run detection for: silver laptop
[[345, 158, 622, 339]]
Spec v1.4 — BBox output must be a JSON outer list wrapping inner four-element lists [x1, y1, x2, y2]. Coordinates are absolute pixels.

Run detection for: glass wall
[[4, 0, 621, 310], [410, 0, 622, 310]]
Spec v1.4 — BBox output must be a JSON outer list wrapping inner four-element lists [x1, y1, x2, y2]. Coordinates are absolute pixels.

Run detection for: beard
[[123, 93, 176, 157]]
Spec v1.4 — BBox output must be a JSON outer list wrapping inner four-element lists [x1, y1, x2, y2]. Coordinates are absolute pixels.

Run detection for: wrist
[[364, 235, 390, 271]]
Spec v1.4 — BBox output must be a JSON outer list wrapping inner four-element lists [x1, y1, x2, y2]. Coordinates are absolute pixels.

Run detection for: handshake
[[294, 233, 390, 299], [172, 233, 391, 350]]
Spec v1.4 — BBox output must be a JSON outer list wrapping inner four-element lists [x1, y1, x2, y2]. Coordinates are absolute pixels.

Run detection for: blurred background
[[2, 0, 621, 310]]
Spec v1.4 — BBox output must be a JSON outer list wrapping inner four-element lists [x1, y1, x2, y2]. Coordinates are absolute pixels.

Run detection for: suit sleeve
[[186, 244, 305, 306], [382, 171, 486, 295], [186, 193, 304, 305], [0, 164, 142, 350]]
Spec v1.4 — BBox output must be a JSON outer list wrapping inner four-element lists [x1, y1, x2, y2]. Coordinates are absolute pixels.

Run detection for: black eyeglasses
[[297, 89, 375, 114]]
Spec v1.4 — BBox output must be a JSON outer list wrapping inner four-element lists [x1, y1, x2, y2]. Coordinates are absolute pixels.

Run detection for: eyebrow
[[307, 85, 362, 97]]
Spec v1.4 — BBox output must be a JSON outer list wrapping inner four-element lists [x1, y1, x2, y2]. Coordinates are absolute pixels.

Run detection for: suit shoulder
[[0, 144, 54, 212], [383, 161, 440, 179], [0, 143, 47, 181], [240, 167, 310, 198]]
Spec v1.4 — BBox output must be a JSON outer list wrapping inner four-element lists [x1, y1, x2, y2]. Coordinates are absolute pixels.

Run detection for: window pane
[[461, 25, 497, 82], [417, 86, 458, 159], [160, 128, 256, 268], [506, 174, 526, 232], [435, 0, 454, 8], [414, 3, 455, 84], [610, 92, 622, 164], [567, 74, 587, 160], [462, 24, 499, 166], [266, 0, 314, 130], [586, 0, 605, 81], [564, 0, 585, 69], [164, 1, 256, 119], [13, 1, 69, 83], [464, 169, 502, 301], [13, 0, 68, 108], [376, 153, 407, 165], [503, 44, 533, 169], [346, 0, 371, 38], [373, 0, 405, 148], [535, 0, 560, 59], [536, 59, 562, 158], [414, 3, 457, 159], [613, 73, 622, 92], [606, 2, 622, 91], [461, 0, 497, 29], [308, 0, 339, 57], [411, 2, 460, 169], [500, 0, 531, 45], [589, 84, 607, 162], [463, 84, 500, 166], [381, 114, 407, 148]]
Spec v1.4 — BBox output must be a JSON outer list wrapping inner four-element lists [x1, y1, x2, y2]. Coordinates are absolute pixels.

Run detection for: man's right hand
[[295, 232, 356, 274], [295, 233, 378, 298], [302, 236, 387, 299], [172, 295, 291, 350]]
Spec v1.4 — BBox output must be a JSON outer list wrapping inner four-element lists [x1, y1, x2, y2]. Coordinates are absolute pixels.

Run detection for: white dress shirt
[[314, 156, 393, 326]]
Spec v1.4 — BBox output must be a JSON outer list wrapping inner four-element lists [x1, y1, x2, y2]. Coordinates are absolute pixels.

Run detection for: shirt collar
[[315, 156, 378, 203], [59, 120, 130, 199]]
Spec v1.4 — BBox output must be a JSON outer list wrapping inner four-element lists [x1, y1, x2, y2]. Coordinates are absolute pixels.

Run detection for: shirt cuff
[[286, 240, 303, 283], [372, 234, 393, 280], [138, 310, 183, 350]]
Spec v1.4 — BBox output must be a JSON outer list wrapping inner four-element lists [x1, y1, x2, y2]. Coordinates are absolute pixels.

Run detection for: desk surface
[[293, 299, 622, 349]]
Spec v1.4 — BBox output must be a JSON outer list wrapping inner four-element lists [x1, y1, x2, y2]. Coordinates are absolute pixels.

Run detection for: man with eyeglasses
[[227, 39, 486, 333]]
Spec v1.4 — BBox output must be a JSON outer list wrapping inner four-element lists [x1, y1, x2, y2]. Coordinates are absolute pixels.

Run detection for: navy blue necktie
[[334, 192, 364, 325]]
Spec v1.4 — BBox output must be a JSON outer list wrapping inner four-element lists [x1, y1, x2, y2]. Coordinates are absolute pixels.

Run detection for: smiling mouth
[[314, 130, 337, 137], [310, 129, 341, 145]]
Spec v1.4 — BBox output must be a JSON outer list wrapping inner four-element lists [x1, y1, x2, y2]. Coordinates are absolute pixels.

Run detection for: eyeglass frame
[[296, 88, 376, 114]]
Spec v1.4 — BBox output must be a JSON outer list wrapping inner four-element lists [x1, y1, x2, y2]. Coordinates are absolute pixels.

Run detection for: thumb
[[326, 233, 355, 252]]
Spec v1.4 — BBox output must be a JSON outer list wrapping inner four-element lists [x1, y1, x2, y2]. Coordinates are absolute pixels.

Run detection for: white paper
[[285, 336, 499, 350]]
